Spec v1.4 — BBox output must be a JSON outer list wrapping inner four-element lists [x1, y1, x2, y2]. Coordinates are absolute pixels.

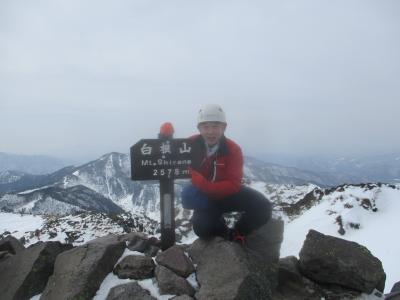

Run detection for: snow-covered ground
[[0, 212, 44, 240]]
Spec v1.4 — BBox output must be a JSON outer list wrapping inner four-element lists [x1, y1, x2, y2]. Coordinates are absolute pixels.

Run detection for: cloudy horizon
[[1, 0, 399, 161]]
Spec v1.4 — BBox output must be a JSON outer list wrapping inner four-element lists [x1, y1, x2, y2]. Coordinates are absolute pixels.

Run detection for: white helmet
[[197, 104, 226, 124]]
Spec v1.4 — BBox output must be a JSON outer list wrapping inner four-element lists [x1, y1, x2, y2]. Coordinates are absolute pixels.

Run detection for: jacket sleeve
[[196, 146, 243, 199]]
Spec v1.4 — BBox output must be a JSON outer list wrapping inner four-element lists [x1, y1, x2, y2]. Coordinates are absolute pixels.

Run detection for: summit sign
[[130, 139, 193, 180]]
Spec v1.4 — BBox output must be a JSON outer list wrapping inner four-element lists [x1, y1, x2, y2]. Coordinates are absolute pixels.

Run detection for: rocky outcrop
[[299, 230, 386, 294], [275, 255, 364, 300], [155, 265, 195, 296], [0, 235, 25, 255], [124, 232, 161, 257], [40, 234, 126, 300], [106, 282, 156, 300], [0, 222, 391, 300], [385, 281, 400, 300], [0, 241, 72, 300], [155, 245, 195, 278], [188, 218, 284, 300], [113, 255, 155, 279]]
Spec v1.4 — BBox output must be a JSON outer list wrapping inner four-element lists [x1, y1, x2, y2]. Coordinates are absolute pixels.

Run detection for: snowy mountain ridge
[[0, 152, 336, 218]]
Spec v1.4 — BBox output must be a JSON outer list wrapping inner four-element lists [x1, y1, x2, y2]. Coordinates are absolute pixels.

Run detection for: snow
[[18, 186, 50, 194], [116, 194, 135, 213], [0, 212, 44, 239]]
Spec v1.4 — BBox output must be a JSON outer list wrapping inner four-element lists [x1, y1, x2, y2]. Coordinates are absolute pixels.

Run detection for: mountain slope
[[0, 185, 124, 215]]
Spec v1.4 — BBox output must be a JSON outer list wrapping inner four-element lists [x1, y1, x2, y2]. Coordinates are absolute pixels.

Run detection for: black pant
[[191, 186, 272, 238]]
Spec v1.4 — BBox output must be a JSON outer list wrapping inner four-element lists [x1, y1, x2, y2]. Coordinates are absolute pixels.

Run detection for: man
[[181, 104, 272, 242]]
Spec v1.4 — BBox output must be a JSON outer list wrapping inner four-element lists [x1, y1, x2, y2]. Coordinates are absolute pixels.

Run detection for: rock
[[299, 230, 386, 293], [113, 255, 155, 279], [0, 250, 13, 262], [122, 232, 161, 257], [155, 245, 195, 278], [392, 281, 400, 293], [0, 241, 72, 300], [105, 282, 156, 300], [0, 235, 25, 255], [278, 256, 304, 287], [274, 256, 361, 300], [170, 295, 195, 300], [188, 219, 283, 300], [40, 234, 126, 300], [385, 281, 400, 300], [155, 265, 195, 296]]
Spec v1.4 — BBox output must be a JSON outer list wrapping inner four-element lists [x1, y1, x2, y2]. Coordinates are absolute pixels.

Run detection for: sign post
[[130, 138, 192, 250]]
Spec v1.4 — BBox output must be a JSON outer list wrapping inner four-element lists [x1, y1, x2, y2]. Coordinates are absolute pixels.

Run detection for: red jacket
[[190, 134, 243, 199]]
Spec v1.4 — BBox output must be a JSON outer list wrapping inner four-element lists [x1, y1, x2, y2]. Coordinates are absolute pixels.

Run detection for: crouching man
[[181, 104, 272, 242]]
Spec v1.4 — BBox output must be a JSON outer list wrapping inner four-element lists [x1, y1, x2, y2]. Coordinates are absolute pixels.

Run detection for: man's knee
[[192, 211, 215, 238], [244, 187, 272, 224]]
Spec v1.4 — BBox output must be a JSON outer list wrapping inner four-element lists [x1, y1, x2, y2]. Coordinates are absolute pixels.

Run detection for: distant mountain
[[244, 156, 337, 186], [254, 153, 400, 184], [0, 152, 71, 175], [0, 166, 76, 194], [0, 185, 124, 215], [0, 152, 340, 218]]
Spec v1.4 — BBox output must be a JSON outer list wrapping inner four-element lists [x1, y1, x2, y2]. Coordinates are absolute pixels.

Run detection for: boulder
[[122, 232, 161, 257], [105, 282, 156, 300], [40, 234, 126, 300], [170, 295, 195, 300], [299, 230, 386, 293], [188, 219, 284, 300], [274, 256, 360, 300], [0, 250, 13, 262], [155, 265, 195, 296], [0, 235, 25, 255], [392, 282, 400, 292], [0, 241, 72, 300], [155, 245, 195, 278], [385, 281, 400, 300], [113, 255, 155, 279]]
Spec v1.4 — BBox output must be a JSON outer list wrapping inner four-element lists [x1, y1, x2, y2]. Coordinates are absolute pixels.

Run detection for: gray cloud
[[1, 0, 399, 160]]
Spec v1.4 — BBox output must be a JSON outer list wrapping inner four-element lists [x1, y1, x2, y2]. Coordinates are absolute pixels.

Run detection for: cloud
[[1, 0, 399, 159]]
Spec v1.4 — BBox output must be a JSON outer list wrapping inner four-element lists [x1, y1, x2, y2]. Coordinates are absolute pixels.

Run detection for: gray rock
[[0, 235, 25, 255], [385, 281, 400, 300], [155, 265, 195, 296], [122, 232, 161, 257], [170, 295, 194, 300], [40, 234, 125, 300], [155, 245, 195, 278], [188, 219, 284, 300], [113, 255, 155, 279], [0, 241, 72, 300], [106, 282, 156, 300], [299, 230, 386, 293], [0, 250, 13, 262], [274, 256, 361, 300], [392, 281, 400, 293]]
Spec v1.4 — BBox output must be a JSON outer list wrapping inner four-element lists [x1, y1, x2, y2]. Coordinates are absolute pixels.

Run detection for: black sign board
[[130, 138, 192, 180], [130, 137, 193, 250]]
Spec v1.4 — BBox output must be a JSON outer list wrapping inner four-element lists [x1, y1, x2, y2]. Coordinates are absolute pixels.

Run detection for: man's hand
[[189, 167, 207, 190]]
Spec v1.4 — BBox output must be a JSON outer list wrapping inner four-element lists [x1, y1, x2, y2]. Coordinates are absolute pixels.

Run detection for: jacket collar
[[193, 135, 229, 156]]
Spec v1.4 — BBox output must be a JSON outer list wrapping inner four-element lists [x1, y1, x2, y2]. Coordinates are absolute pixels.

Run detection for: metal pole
[[159, 178, 175, 250]]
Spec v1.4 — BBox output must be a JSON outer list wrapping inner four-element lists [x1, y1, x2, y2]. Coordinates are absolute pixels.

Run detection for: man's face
[[197, 122, 226, 146]]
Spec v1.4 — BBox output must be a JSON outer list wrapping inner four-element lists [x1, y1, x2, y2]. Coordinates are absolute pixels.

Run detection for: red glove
[[189, 167, 208, 191]]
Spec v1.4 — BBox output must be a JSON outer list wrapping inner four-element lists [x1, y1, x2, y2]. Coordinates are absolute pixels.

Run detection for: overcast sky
[[1, 0, 399, 161]]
